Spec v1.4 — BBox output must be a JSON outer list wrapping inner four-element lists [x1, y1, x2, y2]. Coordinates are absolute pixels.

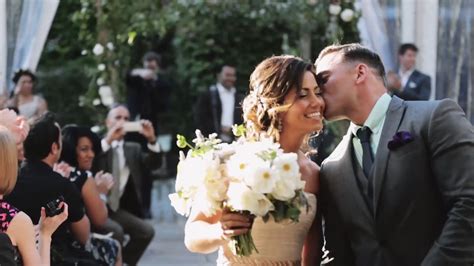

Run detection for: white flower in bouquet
[[271, 178, 296, 201], [226, 182, 274, 216], [244, 161, 278, 194], [272, 153, 299, 180], [193, 187, 224, 217], [169, 193, 190, 216], [226, 153, 261, 181], [340, 9, 355, 22], [329, 4, 342, 15], [92, 43, 104, 55], [97, 64, 106, 71]]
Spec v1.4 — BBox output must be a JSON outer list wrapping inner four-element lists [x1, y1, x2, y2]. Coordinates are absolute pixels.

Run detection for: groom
[[315, 43, 474, 266]]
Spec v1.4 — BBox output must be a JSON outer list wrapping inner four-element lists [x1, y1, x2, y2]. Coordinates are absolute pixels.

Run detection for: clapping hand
[[39, 202, 68, 237], [139, 120, 156, 144], [53, 162, 73, 178], [0, 109, 29, 144], [219, 209, 254, 240], [95, 171, 115, 194]]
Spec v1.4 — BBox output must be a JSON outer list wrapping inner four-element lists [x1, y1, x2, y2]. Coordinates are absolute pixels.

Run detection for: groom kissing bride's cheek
[[317, 43, 474, 266]]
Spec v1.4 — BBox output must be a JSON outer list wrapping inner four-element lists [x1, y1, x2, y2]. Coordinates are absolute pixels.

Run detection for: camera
[[45, 195, 65, 217]]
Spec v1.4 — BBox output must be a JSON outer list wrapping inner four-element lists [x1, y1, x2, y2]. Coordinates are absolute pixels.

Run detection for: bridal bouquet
[[169, 125, 308, 256]]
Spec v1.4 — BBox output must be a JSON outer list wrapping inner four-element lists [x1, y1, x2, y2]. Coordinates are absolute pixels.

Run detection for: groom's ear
[[354, 63, 369, 85]]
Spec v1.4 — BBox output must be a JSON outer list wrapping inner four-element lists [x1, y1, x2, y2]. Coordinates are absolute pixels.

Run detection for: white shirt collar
[[111, 139, 124, 149], [216, 83, 236, 94]]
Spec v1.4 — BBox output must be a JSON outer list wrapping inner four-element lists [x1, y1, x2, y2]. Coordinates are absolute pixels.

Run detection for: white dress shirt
[[398, 67, 415, 89], [216, 83, 236, 128]]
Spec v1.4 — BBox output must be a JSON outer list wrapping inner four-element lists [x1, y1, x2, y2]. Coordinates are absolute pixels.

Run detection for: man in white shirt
[[194, 65, 243, 142], [387, 43, 431, 100], [96, 104, 158, 265]]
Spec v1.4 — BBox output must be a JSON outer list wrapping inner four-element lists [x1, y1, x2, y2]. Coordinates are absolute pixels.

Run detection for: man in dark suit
[[315, 43, 473, 266], [194, 65, 244, 142], [126, 51, 171, 133], [388, 43, 431, 100], [96, 105, 157, 265]]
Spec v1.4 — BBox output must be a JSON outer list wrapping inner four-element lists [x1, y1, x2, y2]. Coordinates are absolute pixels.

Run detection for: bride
[[184, 55, 325, 265]]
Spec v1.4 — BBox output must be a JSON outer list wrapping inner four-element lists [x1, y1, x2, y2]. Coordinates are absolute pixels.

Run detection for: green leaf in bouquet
[[256, 149, 277, 162], [272, 200, 287, 223], [176, 134, 187, 148], [286, 206, 301, 222], [232, 124, 246, 137]]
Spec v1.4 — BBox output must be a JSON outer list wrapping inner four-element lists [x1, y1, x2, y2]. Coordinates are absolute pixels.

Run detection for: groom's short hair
[[316, 43, 386, 82]]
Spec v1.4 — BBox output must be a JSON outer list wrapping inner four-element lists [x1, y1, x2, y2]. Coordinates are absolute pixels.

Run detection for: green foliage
[[38, 0, 360, 143]]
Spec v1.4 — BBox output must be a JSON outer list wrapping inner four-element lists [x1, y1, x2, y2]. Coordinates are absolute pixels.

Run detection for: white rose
[[244, 161, 278, 194], [169, 193, 192, 216], [96, 77, 104, 86], [340, 9, 355, 22], [91, 125, 101, 133], [204, 175, 228, 202], [193, 188, 222, 217], [81, 50, 88, 55], [97, 64, 106, 71], [98, 85, 112, 97], [271, 178, 296, 201], [92, 98, 101, 106], [92, 43, 104, 55], [101, 95, 114, 107], [329, 4, 342, 15], [106, 42, 114, 51], [226, 182, 274, 216]]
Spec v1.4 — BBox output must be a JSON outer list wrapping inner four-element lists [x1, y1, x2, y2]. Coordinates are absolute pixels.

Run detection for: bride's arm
[[184, 208, 251, 254], [184, 209, 224, 254]]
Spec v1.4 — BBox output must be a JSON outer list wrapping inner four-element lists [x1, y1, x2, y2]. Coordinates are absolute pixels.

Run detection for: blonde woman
[[0, 126, 68, 265]]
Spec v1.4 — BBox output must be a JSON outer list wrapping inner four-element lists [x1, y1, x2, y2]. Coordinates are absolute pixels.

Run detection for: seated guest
[[96, 104, 157, 265], [0, 125, 68, 265], [5, 113, 95, 265], [60, 125, 121, 266], [0, 233, 15, 265]]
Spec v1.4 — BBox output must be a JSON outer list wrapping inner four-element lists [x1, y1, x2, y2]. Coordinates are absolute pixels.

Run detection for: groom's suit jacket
[[319, 96, 474, 266]]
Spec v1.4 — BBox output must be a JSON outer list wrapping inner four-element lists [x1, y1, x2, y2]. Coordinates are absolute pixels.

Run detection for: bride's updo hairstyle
[[242, 55, 316, 141]]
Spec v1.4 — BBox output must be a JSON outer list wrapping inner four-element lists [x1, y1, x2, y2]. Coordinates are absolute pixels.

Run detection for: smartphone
[[122, 121, 143, 132]]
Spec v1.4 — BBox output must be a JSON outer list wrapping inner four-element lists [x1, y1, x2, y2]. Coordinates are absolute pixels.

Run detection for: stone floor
[[138, 179, 217, 266]]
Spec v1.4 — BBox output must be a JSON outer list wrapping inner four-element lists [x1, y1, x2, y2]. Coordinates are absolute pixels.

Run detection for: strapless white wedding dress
[[216, 193, 317, 266]]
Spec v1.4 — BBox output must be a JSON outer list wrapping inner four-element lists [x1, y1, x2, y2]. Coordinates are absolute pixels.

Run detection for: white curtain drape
[[357, 0, 401, 72], [0, 0, 59, 95]]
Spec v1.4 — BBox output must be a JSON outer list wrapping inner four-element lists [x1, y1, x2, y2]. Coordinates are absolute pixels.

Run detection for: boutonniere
[[409, 81, 417, 88], [388, 131, 414, 150]]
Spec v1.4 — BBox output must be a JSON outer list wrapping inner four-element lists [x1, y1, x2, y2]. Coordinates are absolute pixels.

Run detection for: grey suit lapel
[[373, 96, 407, 216]]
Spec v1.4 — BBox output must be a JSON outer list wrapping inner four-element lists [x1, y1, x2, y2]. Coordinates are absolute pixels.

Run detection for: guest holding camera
[[0, 125, 68, 265], [6, 113, 96, 264], [95, 104, 157, 265]]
